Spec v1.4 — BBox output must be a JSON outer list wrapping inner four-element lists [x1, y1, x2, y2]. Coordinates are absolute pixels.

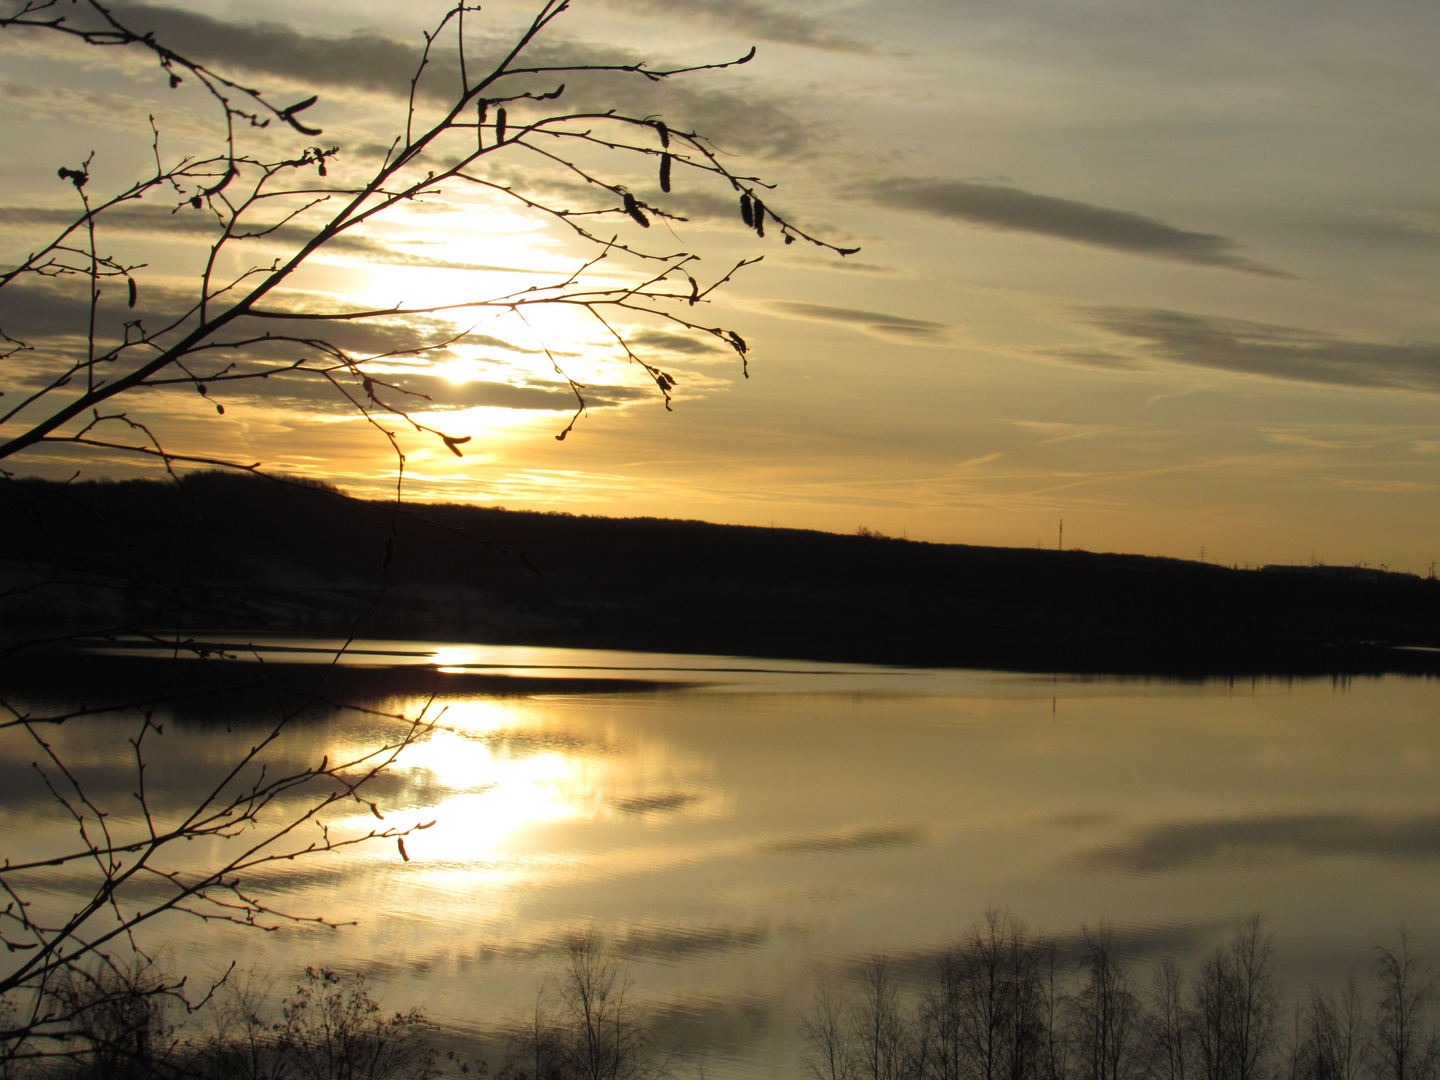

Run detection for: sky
[[3, 0, 1440, 571]]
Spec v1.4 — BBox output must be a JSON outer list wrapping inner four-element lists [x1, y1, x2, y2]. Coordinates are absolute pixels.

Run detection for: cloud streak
[[1084, 307, 1440, 393], [863, 178, 1286, 276], [103, 3, 817, 156], [591, 0, 878, 55], [0, 205, 540, 275], [769, 300, 949, 342]]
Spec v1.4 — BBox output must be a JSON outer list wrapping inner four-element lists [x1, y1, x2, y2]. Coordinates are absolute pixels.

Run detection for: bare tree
[[500, 931, 659, 1080], [0, 684, 439, 1072], [933, 908, 1045, 1080], [1069, 925, 1145, 1080], [853, 956, 917, 1080], [1290, 979, 1367, 1080], [803, 978, 859, 1080], [1371, 933, 1438, 1080], [0, 0, 854, 481], [0, 2, 846, 1073], [1147, 957, 1189, 1080], [1191, 917, 1282, 1080], [921, 949, 968, 1080], [1036, 938, 1073, 1080]]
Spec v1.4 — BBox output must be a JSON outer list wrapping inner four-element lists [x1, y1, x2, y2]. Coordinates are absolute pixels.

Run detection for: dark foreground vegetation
[[799, 913, 1438, 1080], [2, 915, 1434, 1080], [2, 473, 1438, 676]]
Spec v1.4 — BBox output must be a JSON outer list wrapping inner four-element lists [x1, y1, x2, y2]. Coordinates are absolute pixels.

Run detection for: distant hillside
[[2, 472, 1437, 675]]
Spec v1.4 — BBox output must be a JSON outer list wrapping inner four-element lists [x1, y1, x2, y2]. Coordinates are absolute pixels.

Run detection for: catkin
[[623, 192, 650, 228], [496, 107, 507, 143], [753, 199, 766, 238], [655, 120, 670, 148], [127, 277, 137, 308], [740, 193, 754, 227], [659, 153, 672, 193]]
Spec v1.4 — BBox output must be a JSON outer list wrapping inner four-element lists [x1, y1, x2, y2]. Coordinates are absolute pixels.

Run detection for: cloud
[[627, 329, 725, 356], [0, 275, 497, 361], [375, 374, 648, 412], [102, 3, 817, 156], [1083, 810, 1440, 873], [1083, 307, 1440, 393], [769, 300, 949, 341], [0, 276, 657, 416], [1039, 348, 1142, 371], [759, 823, 924, 854], [590, 0, 878, 55], [862, 178, 1287, 276], [0, 204, 551, 277]]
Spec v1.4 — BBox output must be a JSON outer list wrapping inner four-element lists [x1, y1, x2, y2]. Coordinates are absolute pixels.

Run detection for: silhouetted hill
[[3, 472, 1437, 675]]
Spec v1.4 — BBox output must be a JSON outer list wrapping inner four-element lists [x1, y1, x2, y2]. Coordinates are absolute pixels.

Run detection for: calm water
[[5, 640, 1439, 1078]]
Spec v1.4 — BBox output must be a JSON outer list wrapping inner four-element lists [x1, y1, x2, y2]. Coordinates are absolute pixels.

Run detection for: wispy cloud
[[627, 329, 726, 355], [0, 205, 541, 275], [769, 300, 949, 341], [102, 3, 817, 155], [591, 0, 879, 55], [862, 178, 1287, 276], [0, 276, 530, 360], [1084, 307, 1440, 393]]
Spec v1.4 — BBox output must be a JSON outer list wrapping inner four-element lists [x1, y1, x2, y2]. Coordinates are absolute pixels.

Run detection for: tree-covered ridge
[[3, 472, 1437, 675]]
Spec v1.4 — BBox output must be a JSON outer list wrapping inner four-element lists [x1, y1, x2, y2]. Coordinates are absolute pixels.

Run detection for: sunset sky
[[4, 0, 1440, 572]]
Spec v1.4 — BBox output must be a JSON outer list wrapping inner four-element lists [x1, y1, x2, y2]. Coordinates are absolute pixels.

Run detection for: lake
[[4, 640, 1439, 1078]]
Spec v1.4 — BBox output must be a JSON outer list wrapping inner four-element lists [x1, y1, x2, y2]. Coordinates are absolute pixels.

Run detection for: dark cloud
[[0, 277, 656, 413], [0, 205, 545, 276], [627, 329, 725, 355], [591, 0, 878, 55], [1083, 307, 1440, 393], [1083, 810, 1440, 873], [107, 3, 423, 98], [769, 300, 949, 341], [863, 178, 1287, 276], [103, 3, 817, 156], [374, 374, 648, 412], [0, 276, 489, 362], [759, 823, 924, 854]]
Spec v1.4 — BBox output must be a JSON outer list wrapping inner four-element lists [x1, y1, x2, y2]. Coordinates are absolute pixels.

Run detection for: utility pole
[[1058, 518, 1064, 551]]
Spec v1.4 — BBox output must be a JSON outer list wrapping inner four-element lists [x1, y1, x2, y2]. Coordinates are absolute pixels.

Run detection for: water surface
[[5, 640, 1438, 1078]]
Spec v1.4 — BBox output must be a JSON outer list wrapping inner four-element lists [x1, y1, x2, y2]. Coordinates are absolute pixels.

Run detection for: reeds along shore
[[3, 913, 1435, 1080]]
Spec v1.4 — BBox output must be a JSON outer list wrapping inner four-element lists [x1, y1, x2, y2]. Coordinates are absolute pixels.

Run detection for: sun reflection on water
[[381, 698, 589, 863]]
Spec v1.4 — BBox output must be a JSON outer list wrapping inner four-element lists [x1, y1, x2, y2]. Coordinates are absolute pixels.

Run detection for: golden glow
[[325, 698, 589, 863]]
